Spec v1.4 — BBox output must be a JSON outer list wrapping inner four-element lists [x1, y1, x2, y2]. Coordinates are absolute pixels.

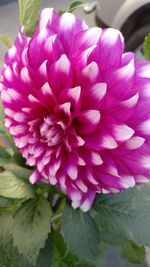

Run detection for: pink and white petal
[[29, 170, 42, 184], [104, 58, 136, 99], [85, 128, 118, 150], [104, 93, 139, 122], [113, 124, 135, 142], [136, 61, 150, 78], [82, 83, 107, 109], [80, 191, 96, 212], [57, 12, 88, 52], [67, 162, 78, 180], [71, 27, 102, 54], [27, 27, 51, 69], [48, 54, 72, 95], [77, 109, 101, 134], [98, 173, 130, 190], [59, 86, 81, 113], [81, 61, 99, 84], [135, 174, 150, 184], [39, 8, 58, 29], [125, 136, 145, 150], [138, 119, 150, 135], [80, 148, 103, 166], [99, 28, 125, 68], [67, 183, 82, 209]]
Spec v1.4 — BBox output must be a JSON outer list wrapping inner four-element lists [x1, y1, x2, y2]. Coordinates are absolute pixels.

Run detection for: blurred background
[[0, 0, 150, 266]]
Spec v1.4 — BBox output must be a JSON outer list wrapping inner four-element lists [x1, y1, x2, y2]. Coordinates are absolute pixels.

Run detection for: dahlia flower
[[1, 8, 150, 211]]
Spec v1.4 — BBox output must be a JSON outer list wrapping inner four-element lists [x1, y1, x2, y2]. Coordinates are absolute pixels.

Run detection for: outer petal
[[89, 28, 125, 68]]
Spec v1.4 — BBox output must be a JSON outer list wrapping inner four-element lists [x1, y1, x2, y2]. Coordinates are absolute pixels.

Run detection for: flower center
[[40, 115, 65, 146]]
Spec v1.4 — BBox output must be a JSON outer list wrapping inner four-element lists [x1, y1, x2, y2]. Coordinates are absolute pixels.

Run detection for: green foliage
[[63, 253, 79, 267], [144, 33, 150, 60], [0, 35, 12, 48], [95, 244, 107, 267], [77, 262, 94, 267], [0, 196, 18, 212], [0, 146, 11, 159], [0, 171, 34, 199], [0, 212, 33, 267], [94, 184, 150, 246], [62, 204, 100, 264], [69, 1, 85, 13], [0, 245, 18, 267], [0, 212, 13, 243], [120, 240, 145, 264], [13, 197, 52, 265], [36, 229, 67, 267], [14, 152, 28, 167], [18, 0, 40, 36], [59, 1, 85, 15], [0, 158, 32, 180]]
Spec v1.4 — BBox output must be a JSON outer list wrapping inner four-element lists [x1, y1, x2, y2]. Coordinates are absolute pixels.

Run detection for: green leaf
[[36, 229, 68, 267], [5, 240, 33, 267], [0, 246, 18, 267], [35, 233, 53, 267], [95, 244, 107, 267], [0, 35, 12, 48], [13, 197, 52, 265], [0, 213, 18, 266], [120, 240, 145, 264], [0, 159, 32, 180], [0, 196, 17, 212], [69, 1, 85, 13], [18, 0, 40, 36], [0, 146, 11, 159], [76, 261, 94, 267], [75, 244, 107, 267], [0, 212, 13, 242], [14, 152, 28, 167], [94, 184, 150, 246], [62, 204, 100, 263], [0, 212, 33, 267], [63, 253, 78, 267], [0, 171, 35, 199], [144, 33, 150, 60]]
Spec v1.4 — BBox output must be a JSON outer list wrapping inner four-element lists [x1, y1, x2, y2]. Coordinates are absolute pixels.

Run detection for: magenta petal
[[71, 27, 102, 53], [57, 12, 88, 52], [29, 170, 42, 184], [80, 191, 96, 212], [98, 28, 124, 68], [78, 109, 101, 134], [59, 86, 81, 112], [104, 58, 135, 99], [48, 54, 72, 95], [82, 83, 107, 109], [113, 124, 135, 142], [136, 61, 150, 78], [39, 8, 58, 28]]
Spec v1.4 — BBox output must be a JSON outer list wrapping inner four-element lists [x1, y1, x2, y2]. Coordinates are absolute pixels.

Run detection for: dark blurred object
[[0, 0, 17, 6], [107, 247, 148, 267], [84, 0, 150, 59]]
